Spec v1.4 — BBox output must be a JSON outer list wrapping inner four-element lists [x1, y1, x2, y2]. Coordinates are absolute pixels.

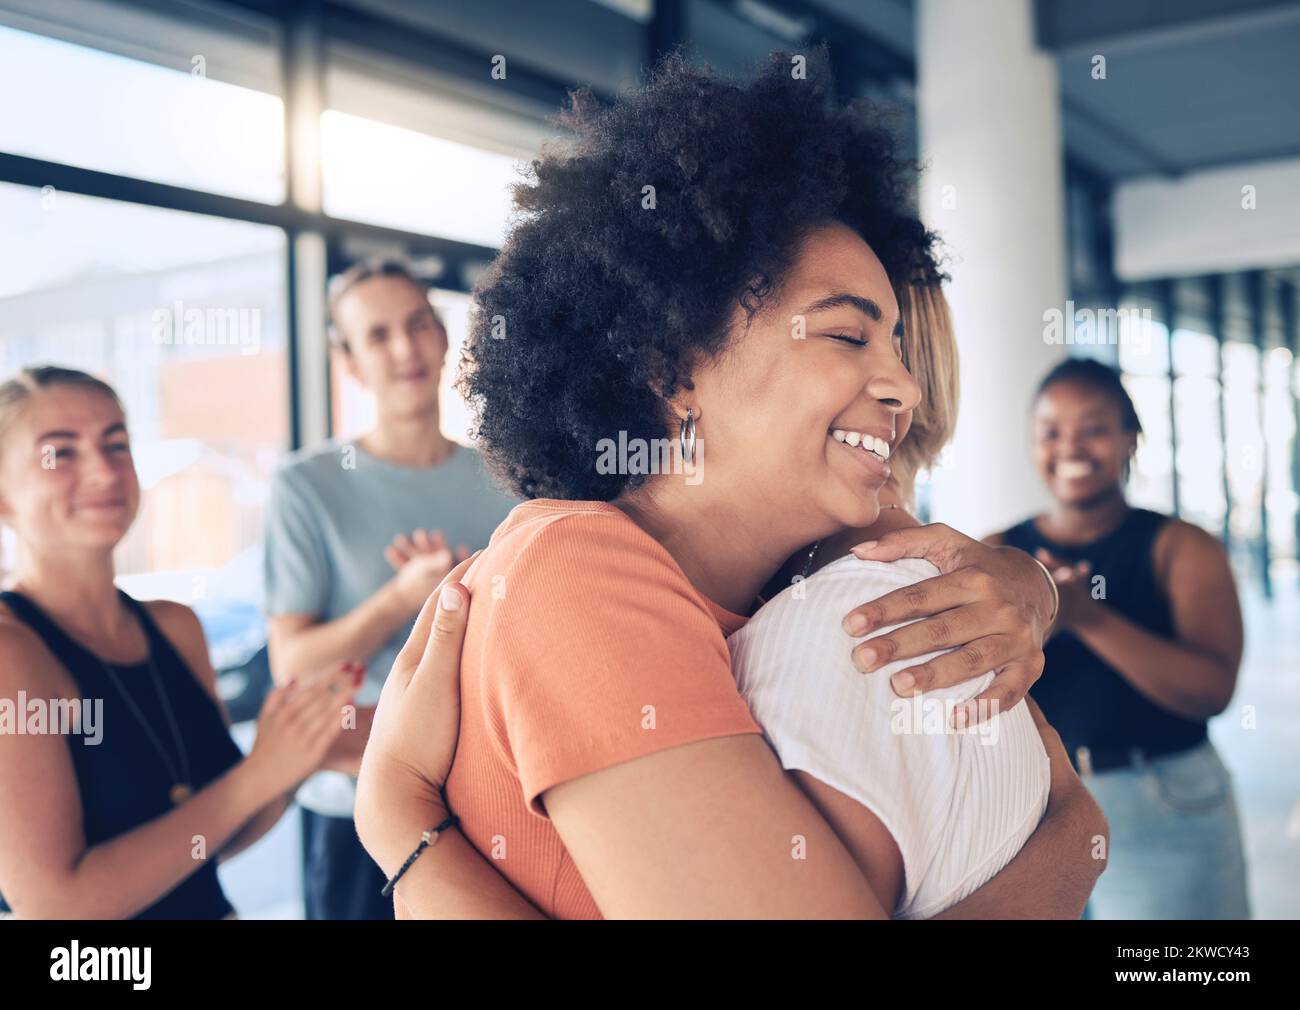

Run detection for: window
[[1115, 273, 1300, 591], [319, 49, 555, 249], [1122, 372, 1175, 514], [0, 183, 288, 666], [1118, 313, 1174, 513], [1263, 346, 1298, 560], [0, 23, 284, 203], [1171, 329, 1226, 532], [1222, 341, 1265, 543], [1118, 311, 1170, 376], [320, 111, 523, 248], [1171, 328, 1218, 377]]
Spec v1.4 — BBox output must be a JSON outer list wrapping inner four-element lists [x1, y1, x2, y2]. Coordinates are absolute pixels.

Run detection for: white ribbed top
[[729, 555, 1051, 918]]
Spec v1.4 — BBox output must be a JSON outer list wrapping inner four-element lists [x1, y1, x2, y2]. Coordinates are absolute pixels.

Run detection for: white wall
[[1114, 156, 1300, 281]]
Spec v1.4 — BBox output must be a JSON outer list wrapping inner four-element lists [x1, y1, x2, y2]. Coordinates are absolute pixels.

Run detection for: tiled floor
[[1210, 574, 1300, 920], [218, 579, 1300, 919]]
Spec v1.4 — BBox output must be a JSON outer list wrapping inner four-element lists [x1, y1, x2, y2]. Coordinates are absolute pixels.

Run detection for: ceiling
[[803, 0, 1300, 181], [236, 0, 1300, 183]]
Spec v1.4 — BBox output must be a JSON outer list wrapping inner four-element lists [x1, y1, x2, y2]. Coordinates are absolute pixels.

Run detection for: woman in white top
[[727, 282, 1050, 917]]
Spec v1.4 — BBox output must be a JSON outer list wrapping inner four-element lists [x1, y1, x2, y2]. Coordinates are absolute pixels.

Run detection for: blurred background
[[0, 0, 1296, 918]]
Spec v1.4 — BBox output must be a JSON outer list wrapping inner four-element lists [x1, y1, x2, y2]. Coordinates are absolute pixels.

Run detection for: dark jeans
[[300, 808, 395, 920]]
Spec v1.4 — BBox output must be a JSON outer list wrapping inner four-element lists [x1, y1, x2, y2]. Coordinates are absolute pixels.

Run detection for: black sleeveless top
[[1001, 508, 1207, 758], [0, 590, 243, 919]]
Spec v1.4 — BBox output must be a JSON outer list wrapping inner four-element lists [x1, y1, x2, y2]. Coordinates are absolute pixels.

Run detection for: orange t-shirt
[[443, 499, 762, 919]]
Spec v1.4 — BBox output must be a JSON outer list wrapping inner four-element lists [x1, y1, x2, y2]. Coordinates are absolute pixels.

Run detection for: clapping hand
[[385, 529, 472, 614], [1035, 548, 1097, 633]]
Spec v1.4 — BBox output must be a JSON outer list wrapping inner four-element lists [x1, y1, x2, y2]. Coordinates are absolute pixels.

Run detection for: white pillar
[[916, 0, 1068, 537]]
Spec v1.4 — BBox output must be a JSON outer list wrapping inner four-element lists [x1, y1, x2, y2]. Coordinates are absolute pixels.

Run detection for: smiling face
[[685, 220, 921, 536], [1032, 379, 1136, 506], [334, 274, 449, 418], [0, 385, 140, 556]]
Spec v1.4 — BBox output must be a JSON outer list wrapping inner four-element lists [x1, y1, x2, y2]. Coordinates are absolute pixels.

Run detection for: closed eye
[[826, 334, 868, 347]]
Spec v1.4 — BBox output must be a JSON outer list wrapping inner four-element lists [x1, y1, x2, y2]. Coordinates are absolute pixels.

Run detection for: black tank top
[[1001, 508, 1207, 757], [0, 590, 242, 919]]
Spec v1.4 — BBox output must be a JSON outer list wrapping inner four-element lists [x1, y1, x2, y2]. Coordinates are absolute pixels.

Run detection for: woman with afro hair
[[356, 50, 1107, 918]]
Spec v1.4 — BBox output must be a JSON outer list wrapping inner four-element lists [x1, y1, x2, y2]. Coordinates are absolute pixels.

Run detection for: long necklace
[[97, 650, 194, 806]]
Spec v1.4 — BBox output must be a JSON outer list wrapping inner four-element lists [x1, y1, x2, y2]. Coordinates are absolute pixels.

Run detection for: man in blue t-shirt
[[263, 259, 517, 919]]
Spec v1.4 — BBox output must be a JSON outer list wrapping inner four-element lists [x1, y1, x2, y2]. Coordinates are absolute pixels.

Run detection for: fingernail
[[891, 671, 914, 693], [440, 584, 463, 611], [856, 646, 878, 671], [850, 541, 879, 557], [844, 614, 868, 635]]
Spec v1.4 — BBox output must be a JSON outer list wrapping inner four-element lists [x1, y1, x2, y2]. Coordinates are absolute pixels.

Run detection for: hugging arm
[[845, 525, 1056, 721], [373, 709, 1103, 920], [840, 524, 1102, 914], [359, 552, 1098, 919], [788, 694, 1107, 919], [380, 808, 546, 920], [354, 558, 544, 919], [935, 697, 1107, 918], [358, 554, 888, 919], [371, 609, 1101, 919]]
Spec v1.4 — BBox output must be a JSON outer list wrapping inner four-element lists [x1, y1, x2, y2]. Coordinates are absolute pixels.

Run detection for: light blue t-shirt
[[263, 439, 518, 816]]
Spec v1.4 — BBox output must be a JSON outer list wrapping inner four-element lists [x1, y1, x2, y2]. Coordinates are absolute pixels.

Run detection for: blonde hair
[[890, 282, 959, 506], [0, 366, 124, 461]]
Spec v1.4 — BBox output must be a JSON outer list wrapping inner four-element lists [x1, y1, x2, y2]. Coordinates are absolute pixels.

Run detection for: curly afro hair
[[458, 48, 944, 501]]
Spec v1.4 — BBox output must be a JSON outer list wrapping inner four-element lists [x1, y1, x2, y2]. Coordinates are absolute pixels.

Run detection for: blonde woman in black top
[[0, 366, 358, 918]]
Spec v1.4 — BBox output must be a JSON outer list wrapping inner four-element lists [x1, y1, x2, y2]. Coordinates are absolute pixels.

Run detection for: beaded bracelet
[[380, 814, 460, 898]]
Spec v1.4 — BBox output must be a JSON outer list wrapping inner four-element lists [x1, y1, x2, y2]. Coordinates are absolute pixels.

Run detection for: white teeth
[[830, 429, 892, 461], [1057, 460, 1092, 479]]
